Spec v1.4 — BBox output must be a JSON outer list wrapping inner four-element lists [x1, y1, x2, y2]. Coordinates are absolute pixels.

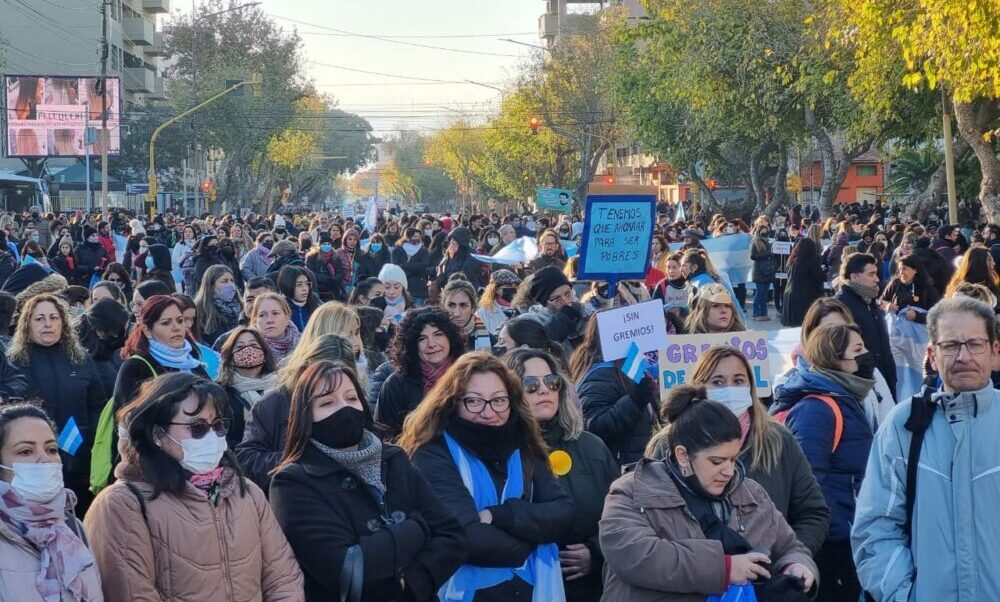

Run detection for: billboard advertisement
[[4, 75, 121, 157]]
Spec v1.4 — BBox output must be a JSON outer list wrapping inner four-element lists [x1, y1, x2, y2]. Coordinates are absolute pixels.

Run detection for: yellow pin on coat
[[549, 449, 572, 476]]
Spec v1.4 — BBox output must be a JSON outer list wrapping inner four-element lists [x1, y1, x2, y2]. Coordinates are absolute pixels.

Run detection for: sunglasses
[[167, 418, 231, 439], [522, 374, 562, 394]]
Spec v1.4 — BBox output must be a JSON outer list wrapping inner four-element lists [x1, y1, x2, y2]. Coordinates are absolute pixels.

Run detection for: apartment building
[[0, 0, 169, 108]]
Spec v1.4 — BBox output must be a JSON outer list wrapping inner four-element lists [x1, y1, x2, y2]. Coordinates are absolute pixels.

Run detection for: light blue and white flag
[[364, 198, 379, 234], [670, 233, 752, 285], [622, 341, 652, 383], [58, 417, 83, 455], [560, 240, 578, 258], [674, 202, 686, 222], [114, 233, 128, 263], [472, 236, 539, 265]]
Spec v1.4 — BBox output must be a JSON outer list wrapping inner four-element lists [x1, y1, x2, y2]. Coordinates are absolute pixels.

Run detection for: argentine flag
[[58, 417, 84, 455], [621, 342, 652, 383]]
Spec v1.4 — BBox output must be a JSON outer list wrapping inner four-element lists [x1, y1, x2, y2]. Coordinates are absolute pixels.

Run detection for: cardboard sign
[[771, 239, 792, 280], [657, 330, 773, 398], [342, 205, 356, 219], [535, 187, 575, 213], [577, 184, 656, 282], [597, 299, 668, 361]]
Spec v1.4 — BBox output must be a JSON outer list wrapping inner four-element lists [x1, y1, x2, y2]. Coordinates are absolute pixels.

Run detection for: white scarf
[[230, 371, 277, 409]]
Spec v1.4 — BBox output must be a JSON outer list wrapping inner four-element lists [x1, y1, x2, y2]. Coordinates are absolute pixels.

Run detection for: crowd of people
[[0, 199, 996, 601]]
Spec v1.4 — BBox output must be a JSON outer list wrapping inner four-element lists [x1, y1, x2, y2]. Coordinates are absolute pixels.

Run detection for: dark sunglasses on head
[[167, 418, 231, 439], [523, 374, 562, 394]]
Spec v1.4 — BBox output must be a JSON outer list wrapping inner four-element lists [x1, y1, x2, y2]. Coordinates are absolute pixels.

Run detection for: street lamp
[[499, 38, 548, 52], [463, 80, 504, 94]]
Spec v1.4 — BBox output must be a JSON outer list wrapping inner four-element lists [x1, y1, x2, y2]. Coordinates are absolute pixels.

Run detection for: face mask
[[261, 242, 272, 250], [500, 288, 516, 302], [312, 406, 367, 449], [488, 237, 499, 246], [0, 462, 64, 503], [166, 431, 227, 474], [88, 236, 99, 244], [232, 346, 265, 369], [424, 228, 433, 236], [852, 352, 876, 380], [706, 386, 753, 416], [31, 234, 39, 243], [725, 227, 736, 235], [320, 243, 332, 253], [145, 255, 155, 270], [369, 296, 387, 310], [369, 243, 382, 253], [300, 240, 312, 251], [218, 282, 238, 302]]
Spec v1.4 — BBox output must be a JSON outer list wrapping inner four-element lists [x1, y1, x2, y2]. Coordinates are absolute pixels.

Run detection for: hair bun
[[663, 384, 708, 424]]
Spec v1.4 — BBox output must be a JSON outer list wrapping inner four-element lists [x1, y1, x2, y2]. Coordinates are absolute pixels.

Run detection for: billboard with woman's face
[[4, 75, 120, 157]]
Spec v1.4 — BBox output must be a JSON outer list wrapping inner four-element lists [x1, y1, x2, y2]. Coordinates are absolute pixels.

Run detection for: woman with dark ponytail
[[600, 385, 817, 602]]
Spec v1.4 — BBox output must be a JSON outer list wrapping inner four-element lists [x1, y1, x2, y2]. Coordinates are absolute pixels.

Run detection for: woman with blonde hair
[[298, 301, 369, 384], [504, 348, 617, 602], [647, 346, 829, 555], [250, 292, 300, 363], [684, 283, 747, 334], [399, 352, 574, 602]]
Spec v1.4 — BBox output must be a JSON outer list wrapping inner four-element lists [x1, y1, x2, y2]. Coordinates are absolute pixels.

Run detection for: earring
[[681, 464, 692, 477]]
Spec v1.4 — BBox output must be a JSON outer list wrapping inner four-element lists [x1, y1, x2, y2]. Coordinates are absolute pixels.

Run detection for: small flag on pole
[[674, 202, 686, 222], [621, 341, 652, 383], [58, 417, 83, 456]]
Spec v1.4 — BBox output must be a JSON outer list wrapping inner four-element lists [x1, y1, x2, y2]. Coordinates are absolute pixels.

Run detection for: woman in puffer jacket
[[600, 385, 817, 602], [84, 373, 304, 601]]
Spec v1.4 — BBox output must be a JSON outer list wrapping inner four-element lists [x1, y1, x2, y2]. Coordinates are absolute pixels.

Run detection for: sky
[[178, 0, 549, 136]]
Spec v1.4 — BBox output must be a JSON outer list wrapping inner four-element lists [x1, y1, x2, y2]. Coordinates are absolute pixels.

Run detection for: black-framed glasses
[[935, 338, 990, 357], [461, 396, 510, 414], [167, 418, 230, 439], [523, 374, 562, 395]]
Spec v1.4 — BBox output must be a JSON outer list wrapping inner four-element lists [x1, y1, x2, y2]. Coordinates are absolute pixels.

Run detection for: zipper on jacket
[[210, 502, 235, 602]]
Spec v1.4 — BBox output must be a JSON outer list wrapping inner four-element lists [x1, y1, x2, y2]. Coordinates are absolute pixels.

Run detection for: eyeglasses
[[935, 338, 991, 357], [167, 418, 231, 439], [460, 396, 510, 414], [523, 374, 562, 394]]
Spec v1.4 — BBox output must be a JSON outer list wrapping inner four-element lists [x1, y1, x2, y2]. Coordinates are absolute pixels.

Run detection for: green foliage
[[382, 131, 457, 206]]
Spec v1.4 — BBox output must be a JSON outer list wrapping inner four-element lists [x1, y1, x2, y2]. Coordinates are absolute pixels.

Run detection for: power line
[[297, 30, 536, 40], [308, 61, 472, 84], [271, 14, 519, 58]]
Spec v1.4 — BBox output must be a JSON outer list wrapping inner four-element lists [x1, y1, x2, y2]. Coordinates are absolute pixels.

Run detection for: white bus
[[0, 173, 51, 212]]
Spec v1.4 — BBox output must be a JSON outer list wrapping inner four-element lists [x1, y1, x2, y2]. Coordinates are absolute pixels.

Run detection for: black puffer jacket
[[411, 433, 575, 602], [366, 360, 395, 413], [390, 245, 432, 298], [8, 344, 106, 484], [112, 352, 208, 411], [74, 240, 108, 279], [374, 370, 425, 439], [834, 285, 897, 397], [270, 442, 467, 602], [576, 364, 657, 467], [235, 386, 291, 493]]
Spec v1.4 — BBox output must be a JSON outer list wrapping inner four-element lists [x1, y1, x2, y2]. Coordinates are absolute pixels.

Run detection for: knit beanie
[[377, 263, 408, 290], [529, 266, 570, 305], [490, 269, 521, 286], [83, 225, 98, 240]]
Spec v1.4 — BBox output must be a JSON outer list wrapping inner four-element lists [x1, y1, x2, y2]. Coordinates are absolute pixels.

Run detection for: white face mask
[[166, 432, 227, 474], [706, 386, 753, 416], [0, 462, 65, 503]]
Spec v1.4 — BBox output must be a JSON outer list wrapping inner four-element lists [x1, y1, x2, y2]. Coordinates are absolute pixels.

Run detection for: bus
[[0, 174, 51, 213]]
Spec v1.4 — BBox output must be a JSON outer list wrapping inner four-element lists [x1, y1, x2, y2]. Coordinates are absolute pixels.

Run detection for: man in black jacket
[[835, 253, 897, 398]]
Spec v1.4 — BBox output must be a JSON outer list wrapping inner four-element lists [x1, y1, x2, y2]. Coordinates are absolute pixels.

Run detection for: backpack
[[773, 394, 844, 452], [89, 355, 157, 494]]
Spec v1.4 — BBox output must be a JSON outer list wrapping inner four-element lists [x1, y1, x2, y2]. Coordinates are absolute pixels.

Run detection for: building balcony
[[124, 67, 155, 93], [145, 31, 166, 56], [123, 15, 154, 46], [142, 0, 170, 14], [148, 75, 168, 100], [539, 13, 558, 40]]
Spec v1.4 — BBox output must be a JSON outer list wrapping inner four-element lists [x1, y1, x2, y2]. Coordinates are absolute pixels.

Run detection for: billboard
[[4, 75, 121, 157]]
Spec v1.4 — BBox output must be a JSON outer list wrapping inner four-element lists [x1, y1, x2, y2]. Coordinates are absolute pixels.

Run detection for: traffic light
[[201, 180, 213, 193], [529, 116, 540, 134]]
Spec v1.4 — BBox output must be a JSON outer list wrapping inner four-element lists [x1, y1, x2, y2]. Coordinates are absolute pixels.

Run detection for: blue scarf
[[148, 338, 201, 372], [439, 433, 564, 602]]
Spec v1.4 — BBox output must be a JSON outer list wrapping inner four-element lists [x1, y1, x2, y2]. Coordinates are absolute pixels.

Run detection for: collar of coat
[[298, 442, 402, 478], [628, 457, 759, 512], [115, 460, 241, 501]]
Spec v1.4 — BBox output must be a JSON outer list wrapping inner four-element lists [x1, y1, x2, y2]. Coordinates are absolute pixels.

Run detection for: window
[[856, 164, 878, 177]]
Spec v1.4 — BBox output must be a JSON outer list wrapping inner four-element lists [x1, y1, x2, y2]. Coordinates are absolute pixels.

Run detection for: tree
[[425, 121, 487, 208], [381, 131, 457, 209]]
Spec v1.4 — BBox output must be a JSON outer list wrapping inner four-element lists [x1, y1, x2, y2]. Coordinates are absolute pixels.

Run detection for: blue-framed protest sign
[[577, 185, 657, 291]]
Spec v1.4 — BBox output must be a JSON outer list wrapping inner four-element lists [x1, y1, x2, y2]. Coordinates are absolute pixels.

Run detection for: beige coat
[[599, 458, 817, 602], [84, 463, 303, 602]]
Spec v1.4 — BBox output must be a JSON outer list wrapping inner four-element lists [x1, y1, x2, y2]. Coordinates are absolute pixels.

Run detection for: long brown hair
[[397, 352, 549, 464], [947, 246, 1000, 298], [216, 327, 278, 386], [9, 293, 87, 366], [275, 360, 371, 474], [567, 315, 604, 382]]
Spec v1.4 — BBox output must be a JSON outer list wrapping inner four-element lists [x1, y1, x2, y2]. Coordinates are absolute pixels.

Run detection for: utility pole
[[192, 0, 200, 216], [100, 0, 110, 210], [942, 89, 959, 224]]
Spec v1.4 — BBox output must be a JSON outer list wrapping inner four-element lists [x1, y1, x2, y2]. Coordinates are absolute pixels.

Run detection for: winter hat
[[447, 226, 472, 247], [377, 263, 408, 290], [83, 225, 99, 240], [490, 269, 521, 286], [58, 236, 74, 249], [529, 266, 570, 305], [268, 239, 297, 257], [14, 273, 68, 310], [2, 263, 51, 296]]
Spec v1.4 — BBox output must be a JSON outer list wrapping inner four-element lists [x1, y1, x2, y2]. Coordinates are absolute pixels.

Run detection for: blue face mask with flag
[[370, 243, 382, 253], [145, 255, 155, 270]]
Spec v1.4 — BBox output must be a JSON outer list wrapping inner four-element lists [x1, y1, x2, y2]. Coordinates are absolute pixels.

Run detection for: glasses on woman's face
[[167, 418, 231, 439], [460, 396, 511, 414], [522, 374, 562, 395]]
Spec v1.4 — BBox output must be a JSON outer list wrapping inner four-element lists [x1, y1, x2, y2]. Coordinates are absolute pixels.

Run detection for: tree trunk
[[749, 145, 768, 213], [907, 136, 971, 220], [804, 105, 873, 218], [764, 139, 789, 217], [953, 99, 1000, 223]]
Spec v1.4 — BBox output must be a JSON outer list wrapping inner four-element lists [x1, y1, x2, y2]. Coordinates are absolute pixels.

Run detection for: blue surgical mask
[[370, 243, 382, 253], [145, 255, 155, 270], [320, 243, 332, 253]]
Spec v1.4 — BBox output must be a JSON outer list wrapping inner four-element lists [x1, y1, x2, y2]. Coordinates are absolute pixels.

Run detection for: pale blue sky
[[180, 0, 547, 133]]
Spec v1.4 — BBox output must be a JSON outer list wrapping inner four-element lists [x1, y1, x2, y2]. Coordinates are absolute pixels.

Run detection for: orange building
[[800, 149, 884, 204]]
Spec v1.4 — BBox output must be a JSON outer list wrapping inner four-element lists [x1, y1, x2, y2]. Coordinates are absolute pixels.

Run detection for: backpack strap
[[902, 385, 937, 536], [808, 394, 844, 453], [123, 481, 148, 522], [129, 355, 157, 378]]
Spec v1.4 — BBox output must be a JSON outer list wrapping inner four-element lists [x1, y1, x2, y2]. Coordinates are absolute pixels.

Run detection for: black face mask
[[311, 406, 367, 449], [369, 296, 387, 311], [499, 288, 516, 302], [852, 352, 876, 380]]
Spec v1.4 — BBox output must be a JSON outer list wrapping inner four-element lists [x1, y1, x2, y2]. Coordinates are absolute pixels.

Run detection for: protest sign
[[577, 184, 656, 287], [342, 205, 355, 219], [535, 187, 575, 213], [771, 239, 792, 280], [658, 330, 773, 398], [669, 233, 752, 285], [597, 299, 668, 361]]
